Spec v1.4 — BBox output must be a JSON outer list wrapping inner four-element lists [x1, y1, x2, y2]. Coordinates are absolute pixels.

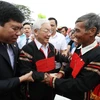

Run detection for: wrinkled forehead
[[41, 23, 51, 29], [75, 22, 85, 29]]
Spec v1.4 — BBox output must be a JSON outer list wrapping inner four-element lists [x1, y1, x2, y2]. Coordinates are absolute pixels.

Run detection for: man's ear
[[89, 27, 97, 36], [34, 29, 38, 36], [34, 29, 38, 33]]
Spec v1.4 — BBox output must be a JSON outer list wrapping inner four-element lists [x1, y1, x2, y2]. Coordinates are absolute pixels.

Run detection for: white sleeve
[[60, 35, 67, 50]]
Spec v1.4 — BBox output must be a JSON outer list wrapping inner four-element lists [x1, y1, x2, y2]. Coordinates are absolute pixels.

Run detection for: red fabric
[[87, 64, 100, 69], [90, 84, 100, 100], [36, 57, 55, 72], [93, 84, 100, 96], [49, 77, 54, 87], [70, 53, 85, 78]]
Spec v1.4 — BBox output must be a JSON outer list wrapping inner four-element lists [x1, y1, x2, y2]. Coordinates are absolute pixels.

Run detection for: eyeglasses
[[40, 28, 52, 34]]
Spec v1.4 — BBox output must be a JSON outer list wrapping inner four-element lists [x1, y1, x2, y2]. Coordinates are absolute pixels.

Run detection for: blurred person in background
[[48, 17, 67, 72], [17, 22, 33, 49]]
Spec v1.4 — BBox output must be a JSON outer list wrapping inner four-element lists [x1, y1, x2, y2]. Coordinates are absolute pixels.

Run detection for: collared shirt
[[34, 39, 49, 58], [17, 33, 32, 49], [95, 36, 100, 45], [49, 32, 67, 69], [66, 35, 71, 45], [78, 40, 98, 55], [7, 44, 14, 69], [49, 32, 67, 51]]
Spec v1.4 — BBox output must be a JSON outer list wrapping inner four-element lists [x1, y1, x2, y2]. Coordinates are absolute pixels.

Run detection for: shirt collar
[[34, 38, 49, 50], [78, 40, 98, 55], [51, 32, 58, 38]]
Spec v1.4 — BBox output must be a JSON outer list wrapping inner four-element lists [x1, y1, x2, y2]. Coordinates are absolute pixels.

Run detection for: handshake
[[43, 71, 64, 87], [19, 70, 64, 86]]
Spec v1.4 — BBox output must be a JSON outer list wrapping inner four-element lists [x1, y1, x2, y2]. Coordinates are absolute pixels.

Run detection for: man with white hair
[[19, 19, 68, 100]]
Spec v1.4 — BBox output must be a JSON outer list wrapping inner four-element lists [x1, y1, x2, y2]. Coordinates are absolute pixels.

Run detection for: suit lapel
[[10, 43, 19, 72], [0, 42, 19, 74], [0, 43, 11, 66]]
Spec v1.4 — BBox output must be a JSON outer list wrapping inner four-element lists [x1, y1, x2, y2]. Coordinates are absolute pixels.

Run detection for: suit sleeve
[[0, 77, 20, 94]]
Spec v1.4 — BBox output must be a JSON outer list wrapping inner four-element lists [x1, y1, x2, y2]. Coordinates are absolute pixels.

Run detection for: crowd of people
[[0, 1, 100, 100]]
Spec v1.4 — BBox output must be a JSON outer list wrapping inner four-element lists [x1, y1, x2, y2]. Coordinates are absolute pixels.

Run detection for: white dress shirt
[[49, 32, 67, 69], [34, 39, 49, 58], [7, 44, 14, 69]]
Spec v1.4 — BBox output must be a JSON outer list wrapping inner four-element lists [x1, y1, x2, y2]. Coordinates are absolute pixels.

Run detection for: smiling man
[[18, 19, 69, 100], [44, 13, 100, 100]]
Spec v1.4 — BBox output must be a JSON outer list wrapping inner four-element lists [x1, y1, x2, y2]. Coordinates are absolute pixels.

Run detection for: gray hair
[[33, 19, 50, 30], [75, 13, 100, 35]]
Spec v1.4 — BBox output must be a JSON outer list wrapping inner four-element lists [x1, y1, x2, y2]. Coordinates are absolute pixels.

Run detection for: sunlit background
[[3, 0, 100, 29]]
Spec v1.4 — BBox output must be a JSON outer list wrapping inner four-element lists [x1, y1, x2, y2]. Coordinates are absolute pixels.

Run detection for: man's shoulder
[[49, 42, 55, 48], [56, 32, 66, 39], [22, 41, 35, 50]]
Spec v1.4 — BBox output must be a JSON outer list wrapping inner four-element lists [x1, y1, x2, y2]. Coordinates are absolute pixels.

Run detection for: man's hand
[[50, 73, 57, 77], [50, 72, 63, 79], [61, 50, 69, 57], [42, 73, 53, 86], [19, 71, 34, 82], [43, 72, 63, 85]]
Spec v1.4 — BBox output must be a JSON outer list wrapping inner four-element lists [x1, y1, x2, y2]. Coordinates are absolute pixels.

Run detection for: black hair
[[0, 1, 25, 26], [61, 26, 68, 32], [48, 17, 58, 26], [23, 22, 31, 26]]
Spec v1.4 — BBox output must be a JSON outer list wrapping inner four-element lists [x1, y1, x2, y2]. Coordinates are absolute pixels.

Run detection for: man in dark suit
[[0, 1, 34, 100]]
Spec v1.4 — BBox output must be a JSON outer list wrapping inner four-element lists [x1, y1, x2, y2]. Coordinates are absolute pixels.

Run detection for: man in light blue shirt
[[17, 33, 26, 49], [17, 22, 33, 49]]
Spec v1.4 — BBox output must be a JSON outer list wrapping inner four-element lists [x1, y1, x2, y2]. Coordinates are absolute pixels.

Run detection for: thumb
[[29, 71, 33, 75]]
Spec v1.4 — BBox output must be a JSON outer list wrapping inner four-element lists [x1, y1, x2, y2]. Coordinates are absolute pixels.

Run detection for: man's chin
[[10, 40, 17, 43]]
